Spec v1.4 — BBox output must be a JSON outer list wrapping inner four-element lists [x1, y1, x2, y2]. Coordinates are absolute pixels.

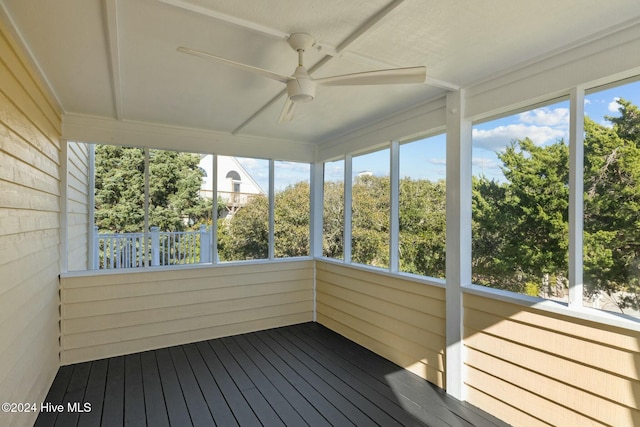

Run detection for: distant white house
[[198, 155, 265, 217]]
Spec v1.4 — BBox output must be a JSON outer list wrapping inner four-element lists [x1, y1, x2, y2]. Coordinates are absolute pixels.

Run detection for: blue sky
[[240, 80, 640, 189], [472, 80, 640, 181]]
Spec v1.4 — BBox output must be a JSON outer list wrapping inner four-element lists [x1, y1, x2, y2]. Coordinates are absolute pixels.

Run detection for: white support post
[[344, 154, 353, 263], [569, 86, 585, 308], [310, 161, 324, 258], [390, 141, 400, 273], [199, 224, 209, 263], [93, 226, 99, 269], [150, 226, 160, 266], [88, 143, 96, 270], [445, 89, 472, 400]]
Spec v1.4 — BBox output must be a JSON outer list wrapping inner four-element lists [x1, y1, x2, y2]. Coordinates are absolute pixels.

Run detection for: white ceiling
[[2, 0, 640, 145]]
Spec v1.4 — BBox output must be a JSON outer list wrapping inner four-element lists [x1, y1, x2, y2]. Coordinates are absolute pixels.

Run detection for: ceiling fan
[[178, 33, 427, 123]]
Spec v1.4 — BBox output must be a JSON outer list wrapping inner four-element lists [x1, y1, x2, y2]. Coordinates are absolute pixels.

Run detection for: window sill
[[463, 283, 640, 333], [60, 256, 314, 279]]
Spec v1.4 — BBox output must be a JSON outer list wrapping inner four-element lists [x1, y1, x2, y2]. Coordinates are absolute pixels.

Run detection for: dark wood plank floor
[[35, 322, 509, 427]]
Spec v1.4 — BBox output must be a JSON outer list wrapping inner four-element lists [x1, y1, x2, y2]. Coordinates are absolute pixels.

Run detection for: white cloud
[[518, 107, 569, 127], [472, 124, 566, 152], [472, 157, 503, 180], [428, 158, 447, 166], [584, 99, 591, 105], [472, 157, 500, 169], [608, 97, 621, 112]]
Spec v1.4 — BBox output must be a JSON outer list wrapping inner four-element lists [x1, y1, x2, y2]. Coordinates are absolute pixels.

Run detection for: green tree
[[399, 178, 446, 277], [149, 149, 210, 231], [351, 175, 390, 268], [472, 100, 640, 310], [94, 146, 209, 232], [583, 101, 640, 311], [94, 146, 145, 232], [322, 181, 344, 259], [217, 195, 269, 261], [472, 138, 570, 296], [275, 182, 310, 257]]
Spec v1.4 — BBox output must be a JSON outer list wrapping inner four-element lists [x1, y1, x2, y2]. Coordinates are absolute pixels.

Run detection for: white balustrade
[[94, 225, 211, 269]]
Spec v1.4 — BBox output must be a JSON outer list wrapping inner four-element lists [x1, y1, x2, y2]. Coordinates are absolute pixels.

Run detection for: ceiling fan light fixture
[[287, 78, 315, 103]]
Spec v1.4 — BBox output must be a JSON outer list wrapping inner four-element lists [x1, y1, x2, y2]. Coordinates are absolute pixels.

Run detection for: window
[[149, 149, 212, 266], [583, 80, 640, 318], [399, 135, 446, 278], [67, 144, 316, 270], [323, 159, 345, 259], [274, 161, 310, 258], [93, 144, 146, 269], [471, 100, 570, 299], [351, 149, 390, 268], [88, 145, 211, 270], [216, 155, 269, 261], [226, 170, 241, 181]]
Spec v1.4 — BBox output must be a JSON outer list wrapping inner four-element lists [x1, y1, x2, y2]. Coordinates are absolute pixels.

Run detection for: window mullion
[[212, 154, 218, 264], [144, 148, 150, 267], [344, 154, 353, 263], [268, 159, 275, 260], [390, 141, 400, 273], [569, 86, 585, 308], [310, 161, 324, 258]]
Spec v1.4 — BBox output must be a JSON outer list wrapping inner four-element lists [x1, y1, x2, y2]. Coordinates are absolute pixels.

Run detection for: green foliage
[[472, 138, 570, 294], [399, 178, 446, 277], [275, 182, 310, 257], [218, 183, 312, 261], [525, 282, 540, 297], [472, 100, 640, 311], [351, 175, 390, 268], [94, 146, 209, 232], [149, 149, 211, 230], [583, 101, 640, 311], [218, 195, 269, 261], [322, 181, 344, 259], [94, 146, 145, 232], [94, 100, 640, 312]]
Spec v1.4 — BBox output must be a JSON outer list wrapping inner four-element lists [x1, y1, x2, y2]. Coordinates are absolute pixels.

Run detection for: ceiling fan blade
[[315, 66, 426, 86], [277, 98, 296, 123], [177, 47, 291, 84]]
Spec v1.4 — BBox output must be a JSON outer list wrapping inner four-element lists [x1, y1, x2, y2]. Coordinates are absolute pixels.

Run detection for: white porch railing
[[94, 225, 211, 269]]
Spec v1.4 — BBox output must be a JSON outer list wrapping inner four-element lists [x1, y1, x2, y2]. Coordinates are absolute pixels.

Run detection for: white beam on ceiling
[[103, 0, 123, 119], [157, 0, 341, 55], [157, 0, 289, 41], [333, 0, 405, 53]]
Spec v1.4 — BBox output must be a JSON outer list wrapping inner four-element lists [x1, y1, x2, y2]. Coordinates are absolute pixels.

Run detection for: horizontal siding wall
[[464, 293, 640, 427], [0, 19, 62, 427], [316, 261, 446, 387], [66, 141, 90, 271], [60, 260, 314, 364]]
